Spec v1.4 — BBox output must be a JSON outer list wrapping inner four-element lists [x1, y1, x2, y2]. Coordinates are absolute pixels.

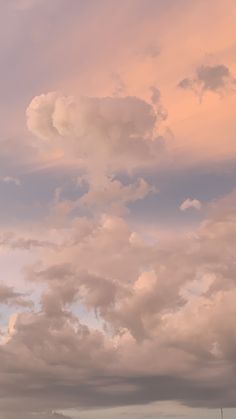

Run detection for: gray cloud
[[0, 283, 32, 308], [0, 232, 57, 250], [178, 64, 236, 100], [25, 90, 168, 218]]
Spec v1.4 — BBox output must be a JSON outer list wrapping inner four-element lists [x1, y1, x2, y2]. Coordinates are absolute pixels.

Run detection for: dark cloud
[[197, 65, 230, 91], [178, 64, 236, 100]]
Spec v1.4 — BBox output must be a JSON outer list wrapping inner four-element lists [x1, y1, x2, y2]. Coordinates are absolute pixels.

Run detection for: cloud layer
[[1, 189, 236, 415], [178, 64, 236, 100]]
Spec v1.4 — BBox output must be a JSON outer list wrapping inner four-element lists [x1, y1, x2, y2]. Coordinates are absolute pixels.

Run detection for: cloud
[[0, 232, 56, 250], [26, 91, 165, 216], [78, 176, 157, 215], [0, 283, 32, 307], [26, 92, 167, 173], [0, 176, 21, 186], [0, 189, 236, 414], [178, 64, 236, 100], [48, 175, 157, 219], [1, 1, 236, 415], [179, 198, 202, 211]]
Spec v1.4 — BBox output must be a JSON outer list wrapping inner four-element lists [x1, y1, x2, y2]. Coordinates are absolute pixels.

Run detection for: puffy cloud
[[26, 92, 167, 173], [178, 64, 236, 100], [1, 0, 236, 416], [24, 88, 167, 236], [26, 91, 165, 217], [26, 92, 61, 142], [2, 180, 236, 412], [179, 198, 202, 211], [78, 176, 157, 215], [0, 189, 236, 415]]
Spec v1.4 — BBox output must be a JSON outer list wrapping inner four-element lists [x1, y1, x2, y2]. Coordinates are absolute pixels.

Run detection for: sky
[[0, 0, 236, 418]]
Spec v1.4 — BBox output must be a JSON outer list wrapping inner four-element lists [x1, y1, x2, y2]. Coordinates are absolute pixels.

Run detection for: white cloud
[[179, 198, 202, 211]]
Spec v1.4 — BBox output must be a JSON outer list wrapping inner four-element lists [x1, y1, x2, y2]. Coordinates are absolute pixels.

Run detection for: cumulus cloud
[[78, 176, 157, 215], [0, 190, 232, 412], [26, 91, 165, 216], [3, 88, 236, 413], [178, 64, 236, 100], [0, 189, 235, 416], [49, 175, 156, 219], [26, 92, 167, 173], [179, 198, 202, 211], [1, 0, 236, 416]]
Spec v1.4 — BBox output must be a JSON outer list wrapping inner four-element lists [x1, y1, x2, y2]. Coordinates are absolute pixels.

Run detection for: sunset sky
[[0, 1, 236, 418]]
